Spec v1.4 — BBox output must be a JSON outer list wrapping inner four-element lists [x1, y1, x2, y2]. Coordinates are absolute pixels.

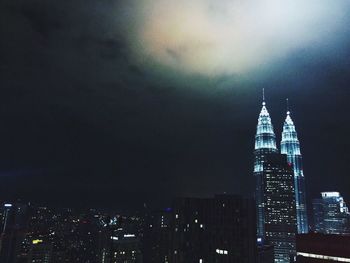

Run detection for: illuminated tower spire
[[281, 100, 309, 233], [254, 90, 278, 240], [254, 90, 277, 154]]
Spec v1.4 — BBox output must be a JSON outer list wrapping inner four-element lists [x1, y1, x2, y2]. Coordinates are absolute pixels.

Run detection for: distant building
[[0, 203, 30, 263], [296, 233, 350, 262], [23, 207, 105, 262], [28, 239, 53, 263], [142, 209, 172, 263], [312, 198, 324, 233], [101, 219, 143, 263], [170, 194, 257, 263], [312, 192, 350, 235]]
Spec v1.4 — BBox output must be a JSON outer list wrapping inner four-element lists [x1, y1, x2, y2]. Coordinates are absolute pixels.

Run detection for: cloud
[[121, 0, 350, 76]]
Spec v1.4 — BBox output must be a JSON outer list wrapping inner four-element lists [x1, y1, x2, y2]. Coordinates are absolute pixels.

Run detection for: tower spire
[[262, 88, 265, 105], [255, 89, 277, 151], [281, 103, 309, 234]]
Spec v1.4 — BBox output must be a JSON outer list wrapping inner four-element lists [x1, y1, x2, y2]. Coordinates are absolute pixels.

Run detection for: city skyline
[[0, 94, 345, 213], [1, 0, 350, 262]]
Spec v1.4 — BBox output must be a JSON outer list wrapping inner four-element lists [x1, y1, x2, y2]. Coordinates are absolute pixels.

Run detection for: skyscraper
[[312, 192, 350, 235], [281, 107, 309, 233], [254, 94, 298, 263], [254, 94, 278, 240], [262, 154, 297, 263]]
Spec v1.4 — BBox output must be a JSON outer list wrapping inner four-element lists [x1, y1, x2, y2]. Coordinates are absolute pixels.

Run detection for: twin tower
[[253, 94, 308, 258]]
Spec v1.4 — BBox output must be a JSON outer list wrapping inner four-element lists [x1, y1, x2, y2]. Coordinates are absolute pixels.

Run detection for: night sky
[[0, 0, 350, 210]]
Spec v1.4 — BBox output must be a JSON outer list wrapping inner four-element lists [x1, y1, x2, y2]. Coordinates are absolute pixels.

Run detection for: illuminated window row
[[216, 249, 228, 255]]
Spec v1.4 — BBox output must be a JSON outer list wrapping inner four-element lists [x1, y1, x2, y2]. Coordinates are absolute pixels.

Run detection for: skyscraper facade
[[142, 209, 172, 263], [281, 110, 309, 234], [312, 198, 324, 233], [262, 154, 297, 263], [312, 192, 350, 235], [254, 97, 298, 263], [254, 100, 278, 240]]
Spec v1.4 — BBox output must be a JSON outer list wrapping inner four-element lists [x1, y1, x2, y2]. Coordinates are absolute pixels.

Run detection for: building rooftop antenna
[[262, 88, 266, 105]]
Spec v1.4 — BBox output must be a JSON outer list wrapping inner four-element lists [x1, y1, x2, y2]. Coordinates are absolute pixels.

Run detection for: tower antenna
[[286, 98, 290, 114], [262, 88, 266, 105], [263, 88, 265, 102]]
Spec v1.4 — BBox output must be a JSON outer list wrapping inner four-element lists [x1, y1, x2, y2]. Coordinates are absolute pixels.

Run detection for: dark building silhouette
[[101, 232, 142, 263], [100, 216, 143, 263], [257, 245, 275, 263], [170, 194, 257, 263], [27, 239, 52, 263], [296, 233, 350, 262], [0, 203, 30, 263], [142, 209, 172, 263], [312, 198, 324, 233]]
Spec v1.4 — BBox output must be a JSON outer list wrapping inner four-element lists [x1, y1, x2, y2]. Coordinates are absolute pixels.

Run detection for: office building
[[312, 198, 324, 233], [253, 96, 298, 263], [142, 209, 172, 263], [101, 220, 143, 263], [312, 192, 350, 235], [171, 195, 257, 263], [261, 154, 297, 263], [254, 96, 278, 241]]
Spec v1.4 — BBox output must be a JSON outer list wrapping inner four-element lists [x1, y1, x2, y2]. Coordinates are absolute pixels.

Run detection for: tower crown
[[281, 109, 300, 155], [254, 94, 277, 151]]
